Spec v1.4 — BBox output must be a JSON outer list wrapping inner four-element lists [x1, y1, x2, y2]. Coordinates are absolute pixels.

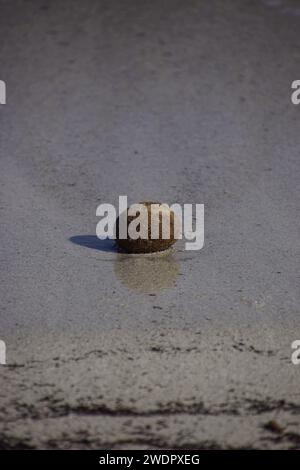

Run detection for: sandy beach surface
[[1, 0, 300, 449]]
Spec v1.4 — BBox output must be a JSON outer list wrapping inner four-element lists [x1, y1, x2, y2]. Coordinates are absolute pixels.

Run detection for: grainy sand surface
[[1, 0, 300, 449]]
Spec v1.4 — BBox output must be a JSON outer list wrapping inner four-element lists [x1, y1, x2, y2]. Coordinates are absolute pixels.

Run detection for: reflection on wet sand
[[114, 251, 179, 293]]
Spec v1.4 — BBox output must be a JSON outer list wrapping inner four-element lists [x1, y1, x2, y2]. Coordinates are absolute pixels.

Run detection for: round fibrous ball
[[116, 201, 179, 253]]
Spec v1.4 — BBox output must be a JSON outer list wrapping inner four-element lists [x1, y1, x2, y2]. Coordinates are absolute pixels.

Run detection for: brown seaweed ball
[[116, 202, 179, 253]]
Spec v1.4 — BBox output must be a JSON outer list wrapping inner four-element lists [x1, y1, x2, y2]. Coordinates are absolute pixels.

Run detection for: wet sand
[[0, 0, 300, 449]]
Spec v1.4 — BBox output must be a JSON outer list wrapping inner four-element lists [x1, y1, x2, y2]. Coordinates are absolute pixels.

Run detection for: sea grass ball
[[116, 202, 178, 253]]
